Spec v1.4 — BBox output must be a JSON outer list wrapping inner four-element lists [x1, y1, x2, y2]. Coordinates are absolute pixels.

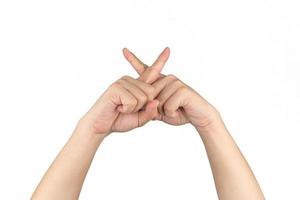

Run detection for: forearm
[[196, 115, 264, 200], [32, 120, 105, 200]]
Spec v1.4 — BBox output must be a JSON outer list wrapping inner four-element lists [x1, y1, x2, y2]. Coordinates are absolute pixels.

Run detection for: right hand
[[80, 75, 159, 136]]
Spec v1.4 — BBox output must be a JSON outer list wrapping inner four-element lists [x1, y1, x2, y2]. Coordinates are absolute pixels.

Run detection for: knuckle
[[167, 74, 177, 80], [172, 79, 184, 88], [177, 86, 188, 93], [111, 82, 122, 89], [116, 78, 125, 85], [173, 79, 183, 86], [121, 75, 131, 80]]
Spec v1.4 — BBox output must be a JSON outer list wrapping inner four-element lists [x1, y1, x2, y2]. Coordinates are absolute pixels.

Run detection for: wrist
[[194, 108, 225, 136], [75, 117, 108, 140]]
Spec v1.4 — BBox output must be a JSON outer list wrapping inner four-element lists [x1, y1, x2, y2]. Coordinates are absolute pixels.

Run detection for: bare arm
[[32, 47, 264, 199], [31, 123, 104, 200], [123, 47, 265, 199], [32, 75, 159, 199], [196, 115, 264, 200]]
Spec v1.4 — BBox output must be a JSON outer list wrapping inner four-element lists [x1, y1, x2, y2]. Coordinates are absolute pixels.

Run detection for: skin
[[123, 48, 265, 199], [31, 76, 159, 200], [32, 48, 264, 200]]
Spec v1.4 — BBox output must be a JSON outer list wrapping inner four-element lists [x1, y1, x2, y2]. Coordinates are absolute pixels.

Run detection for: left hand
[[123, 48, 221, 130]]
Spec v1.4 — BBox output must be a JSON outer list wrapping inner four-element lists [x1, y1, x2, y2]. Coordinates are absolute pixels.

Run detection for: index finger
[[123, 48, 147, 75], [138, 47, 170, 84], [151, 47, 170, 74]]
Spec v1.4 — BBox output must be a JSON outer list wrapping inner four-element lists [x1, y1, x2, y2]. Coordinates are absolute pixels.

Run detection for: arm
[[123, 48, 265, 199], [32, 76, 159, 200], [31, 122, 104, 200], [196, 113, 265, 200], [152, 74, 264, 199]]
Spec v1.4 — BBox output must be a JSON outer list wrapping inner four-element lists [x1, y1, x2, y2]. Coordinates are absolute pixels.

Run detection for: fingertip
[[153, 46, 170, 67], [163, 47, 170, 57], [122, 48, 132, 60], [165, 46, 170, 53], [122, 48, 127, 56], [122, 47, 127, 54]]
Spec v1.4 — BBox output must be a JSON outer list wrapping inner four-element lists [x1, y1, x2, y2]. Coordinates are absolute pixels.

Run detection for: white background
[[0, 0, 299, 199]]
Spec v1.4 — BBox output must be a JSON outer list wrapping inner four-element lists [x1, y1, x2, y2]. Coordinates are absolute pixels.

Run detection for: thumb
[[138, 100, 159, 127]]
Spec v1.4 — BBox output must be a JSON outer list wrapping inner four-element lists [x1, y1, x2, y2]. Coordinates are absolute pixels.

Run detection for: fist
[[152, 74, 220, 129], [81, 75, 159, 135]]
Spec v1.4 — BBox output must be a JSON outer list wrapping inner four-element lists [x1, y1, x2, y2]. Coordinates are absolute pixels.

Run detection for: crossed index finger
[[123, 47, 170, 84], [151, 47, 170, 74], [123, 48, 147, 75]]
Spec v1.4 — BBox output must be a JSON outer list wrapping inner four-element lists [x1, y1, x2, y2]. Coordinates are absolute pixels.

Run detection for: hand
[[123, 48, 221, 131], [80, 75, 159, 135], [152, 74, 220, 129]]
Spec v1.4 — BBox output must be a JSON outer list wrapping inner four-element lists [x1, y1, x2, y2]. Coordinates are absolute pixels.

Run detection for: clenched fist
[[33, 48, 264, 200], [152, 74, 219, 129], [80, 75, 159, 135], [80, 47, 220, 137]]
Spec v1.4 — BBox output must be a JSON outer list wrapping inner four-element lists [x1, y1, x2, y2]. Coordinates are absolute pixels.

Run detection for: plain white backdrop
[[0, 0, 299, 199]]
